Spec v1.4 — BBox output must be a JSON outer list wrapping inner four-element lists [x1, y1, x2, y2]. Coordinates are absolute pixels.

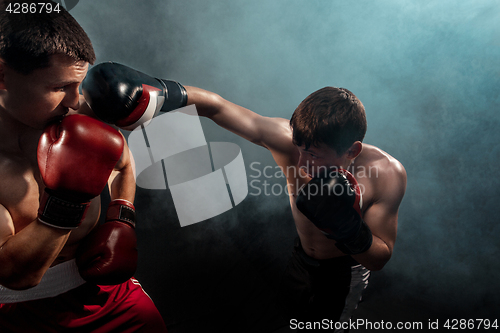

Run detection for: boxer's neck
[[0, 105, 42, 156]]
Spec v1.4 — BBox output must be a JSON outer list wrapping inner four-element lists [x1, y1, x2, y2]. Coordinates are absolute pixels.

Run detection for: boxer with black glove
[[296, 169, 372, 255], [185, 85, 406, 326], [82, 62, 187, 130]]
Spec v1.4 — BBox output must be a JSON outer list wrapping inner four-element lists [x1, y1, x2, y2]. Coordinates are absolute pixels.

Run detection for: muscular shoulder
[[257, 117, 299, 168], [0, 152, 39, 228], [356, 144, 406, 209], [259, 117, 293, 151], [0, 152, 31, 197]]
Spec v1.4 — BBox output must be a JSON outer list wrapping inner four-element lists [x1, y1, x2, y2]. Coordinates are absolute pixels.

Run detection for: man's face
[[0, 53, 89, 129], [296, 142, 348, 178]]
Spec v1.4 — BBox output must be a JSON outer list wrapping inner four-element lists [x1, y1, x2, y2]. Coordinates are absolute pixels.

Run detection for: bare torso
[[0, 119, 100, 267]]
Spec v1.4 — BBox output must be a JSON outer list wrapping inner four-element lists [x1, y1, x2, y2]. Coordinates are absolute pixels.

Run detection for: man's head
[[0, 0, 95, 75], [0, 0, 94, 129], [290, 87, 367, 176]]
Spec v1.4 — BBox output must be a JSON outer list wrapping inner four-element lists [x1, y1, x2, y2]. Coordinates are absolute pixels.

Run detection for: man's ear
[[346, 141, 363, 159], [0, 59, 6, 90]]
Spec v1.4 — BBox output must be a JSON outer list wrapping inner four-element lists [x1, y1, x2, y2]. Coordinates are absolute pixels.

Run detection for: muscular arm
[[352, 162, 407, 271], [185, 86, 293, 153], [107, 136, 135, 203], [0, 205, 70, 290]]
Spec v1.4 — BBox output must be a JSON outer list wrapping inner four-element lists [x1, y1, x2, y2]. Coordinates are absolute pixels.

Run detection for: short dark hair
[[290, 87, 367, 155], [0, 0, 95, 74]]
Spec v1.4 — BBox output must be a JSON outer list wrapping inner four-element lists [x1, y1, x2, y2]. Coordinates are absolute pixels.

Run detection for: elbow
[[359, 249, 392, 271], [361, 255, 389, 271], [0, 273, 43, 291], [188, 88, 223, 119], [205, 92, 224, 119], [364, 262, 386, 271], [5, 281, 40, 291]]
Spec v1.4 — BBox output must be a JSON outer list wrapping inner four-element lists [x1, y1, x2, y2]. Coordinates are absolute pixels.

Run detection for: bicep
[[213, 98, 291, 149], [363, 201, 399, 252], [363, 167, 406, 251], [112, 132, 132, 173], [108, 135, 136, 202], [189, 88, 293, 152]]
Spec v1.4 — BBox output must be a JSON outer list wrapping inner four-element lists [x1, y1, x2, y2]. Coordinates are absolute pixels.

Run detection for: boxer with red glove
[[82, 62, 187, 130], [76, 199, 138, 285], [37, 114, 124, 229], [0, 6, 168, 331], [38, 114, 138, 285], [296, 169, 373, 255]]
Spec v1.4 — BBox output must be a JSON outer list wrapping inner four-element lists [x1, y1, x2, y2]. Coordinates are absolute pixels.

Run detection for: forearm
[[184, 86, 268, 147], [0, 222, 70, 289], [185, 86, 222, 119], [351, 235, 392, 271]]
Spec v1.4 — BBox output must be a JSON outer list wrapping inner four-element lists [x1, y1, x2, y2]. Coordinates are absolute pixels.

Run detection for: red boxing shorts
[[0, 261, 167, 332]]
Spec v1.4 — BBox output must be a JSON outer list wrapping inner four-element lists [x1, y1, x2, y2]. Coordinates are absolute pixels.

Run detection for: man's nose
[[63, 87, 80, 110]]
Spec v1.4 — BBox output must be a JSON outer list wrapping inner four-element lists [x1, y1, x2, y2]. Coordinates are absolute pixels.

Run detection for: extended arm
[[81, 63, 292, 154], [185, 86, 294, 154]]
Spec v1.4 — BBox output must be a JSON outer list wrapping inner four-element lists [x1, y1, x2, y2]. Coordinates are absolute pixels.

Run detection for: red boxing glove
[[37, 115, 124, 229], [76, 199, 138, 285]]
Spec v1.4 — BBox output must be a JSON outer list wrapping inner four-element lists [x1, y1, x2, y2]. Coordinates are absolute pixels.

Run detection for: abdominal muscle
[[289, 188, 347, 260]]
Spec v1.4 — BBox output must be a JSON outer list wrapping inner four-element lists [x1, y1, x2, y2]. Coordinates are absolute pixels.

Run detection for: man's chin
[[298, 167, 312, 179], [45, 115, 66, 126]]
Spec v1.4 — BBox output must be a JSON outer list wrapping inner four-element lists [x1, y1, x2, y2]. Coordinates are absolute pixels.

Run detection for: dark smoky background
[[72, 0, 499, 331]]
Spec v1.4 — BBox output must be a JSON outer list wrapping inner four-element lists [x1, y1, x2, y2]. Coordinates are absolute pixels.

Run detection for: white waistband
[[0, 259, 86, 303]]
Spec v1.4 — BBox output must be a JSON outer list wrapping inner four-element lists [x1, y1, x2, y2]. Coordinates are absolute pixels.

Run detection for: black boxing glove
[[82, 62, 187, 130], [296, 169, 372, 255]]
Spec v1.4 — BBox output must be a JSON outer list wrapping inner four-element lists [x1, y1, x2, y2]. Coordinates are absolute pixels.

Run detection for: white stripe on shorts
[[0, 259, 86, 303], [335, 264, 370, 333]]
